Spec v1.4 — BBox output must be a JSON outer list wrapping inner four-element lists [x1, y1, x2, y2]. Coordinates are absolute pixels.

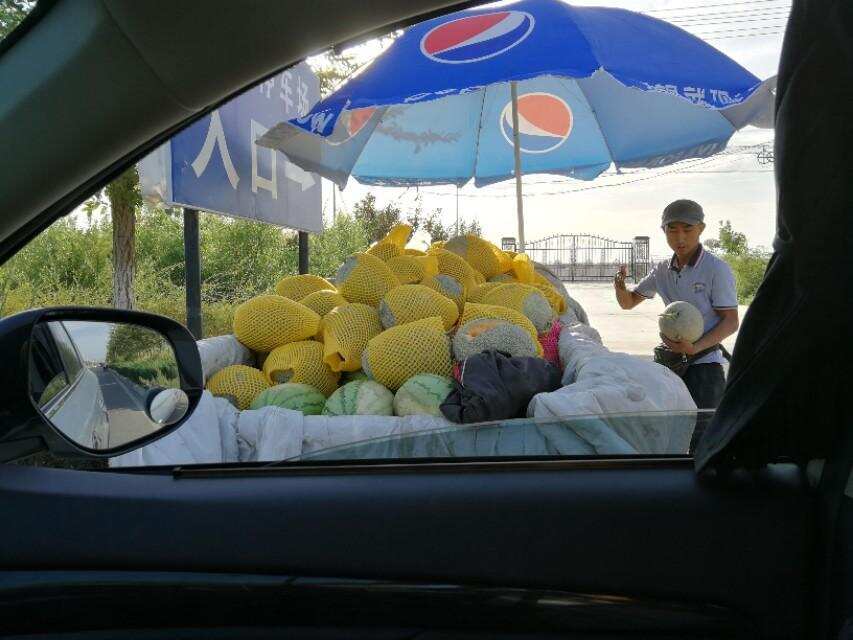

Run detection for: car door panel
[[0, 460, 812, 637]]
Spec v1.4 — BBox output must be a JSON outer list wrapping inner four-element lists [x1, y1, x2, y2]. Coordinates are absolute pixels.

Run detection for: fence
[[502, 234, 651, 283]]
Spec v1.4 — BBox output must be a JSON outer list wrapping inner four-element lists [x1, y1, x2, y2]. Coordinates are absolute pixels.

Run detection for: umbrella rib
[[560, 74, 621, 175], [469, 87, 490, 188]]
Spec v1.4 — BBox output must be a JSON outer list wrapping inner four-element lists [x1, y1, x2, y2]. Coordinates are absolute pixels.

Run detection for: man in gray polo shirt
[[613, 199, 740, 409]]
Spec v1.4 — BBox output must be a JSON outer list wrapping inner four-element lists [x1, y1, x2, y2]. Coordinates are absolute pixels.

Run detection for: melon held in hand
[[659, 301, 704, 343]]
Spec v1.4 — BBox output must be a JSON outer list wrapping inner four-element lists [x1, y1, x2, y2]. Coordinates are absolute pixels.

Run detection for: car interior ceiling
[[0, 0, 476, 264], [0, 0, 852, 638]]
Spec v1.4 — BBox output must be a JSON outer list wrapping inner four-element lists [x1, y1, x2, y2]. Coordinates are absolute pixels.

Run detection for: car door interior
[[0, 0, 839, 638], [0, 459, 813, 638]]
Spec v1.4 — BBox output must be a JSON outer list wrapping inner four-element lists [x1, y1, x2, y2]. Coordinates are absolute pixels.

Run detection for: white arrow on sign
[[191, 110, 240, 189]]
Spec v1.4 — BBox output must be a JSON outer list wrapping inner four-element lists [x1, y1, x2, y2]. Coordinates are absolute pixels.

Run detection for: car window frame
[[48, 321, 84, 381]]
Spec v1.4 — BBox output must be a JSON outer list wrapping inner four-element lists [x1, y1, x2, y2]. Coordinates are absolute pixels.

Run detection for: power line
[[648, 0, 789, 15], [433, 147, 774, 198], [418, 156, 744, 199], [700, 29, 785, 39], [668, 13, 789, 28], [686, 22, 789, 36], [477, 145, 773, 189], [653, 5, 789, 21]]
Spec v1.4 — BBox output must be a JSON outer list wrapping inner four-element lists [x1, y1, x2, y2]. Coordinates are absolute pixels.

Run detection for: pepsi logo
[[420, 11, 534, 64], [500, 93, 573, 154], [327, 107, 378, 145]]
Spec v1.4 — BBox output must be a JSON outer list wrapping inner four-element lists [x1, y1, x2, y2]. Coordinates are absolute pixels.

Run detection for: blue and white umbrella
[[259, 0, 774, 244]]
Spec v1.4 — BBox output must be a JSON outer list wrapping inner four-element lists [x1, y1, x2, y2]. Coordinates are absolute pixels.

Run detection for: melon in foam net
[[452, 318, 539, 361], [250, 383, 326, 415], [323, 380, 394, 416], [659, 301, 704, 343]]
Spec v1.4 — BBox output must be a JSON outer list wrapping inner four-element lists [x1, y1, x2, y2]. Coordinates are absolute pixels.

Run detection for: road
[[93, 367, 157, 447], [565, 282, 747, 358]]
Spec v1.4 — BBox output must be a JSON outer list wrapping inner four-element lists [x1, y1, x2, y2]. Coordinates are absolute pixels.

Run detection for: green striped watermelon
[[250, 383, 326, 415], [323, 380, 394, 416], [393, 374, 454, 417], [341, 369, 369, 384]]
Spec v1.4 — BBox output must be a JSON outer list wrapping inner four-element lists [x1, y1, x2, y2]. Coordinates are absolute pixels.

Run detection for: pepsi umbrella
[[258, 0, 774, 248]]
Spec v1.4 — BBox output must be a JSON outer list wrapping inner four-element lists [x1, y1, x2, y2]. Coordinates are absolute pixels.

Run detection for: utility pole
[[455, 186, 459, 236]]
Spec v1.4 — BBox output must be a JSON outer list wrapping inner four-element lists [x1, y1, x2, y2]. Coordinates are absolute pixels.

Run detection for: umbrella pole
[[510, 81, 525, 253]]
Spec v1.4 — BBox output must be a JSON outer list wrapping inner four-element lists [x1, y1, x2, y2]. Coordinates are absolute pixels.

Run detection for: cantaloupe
[[250, 383, 326, 415], [659, 301, 704, 343], [452, 318, 539, 361], [322, 380, 394, 416]]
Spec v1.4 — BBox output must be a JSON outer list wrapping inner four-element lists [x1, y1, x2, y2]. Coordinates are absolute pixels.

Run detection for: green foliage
[[106, 324, 167, 364], [313, 51, 361, 98], [105, 324, 179, 387], [0, 193, 485, 337], [0, 0, 33, 40], [105, 168, 142, 214], [311, 34, 399, 98], [705, 220, 748, 256], [200, 213, 298, 300], [705, 220, 769, 304], [350, 193, 481, 245], [110, 357, 179, 389], [407, 204, 482, 242], [352, 193, 403, 244], [309, 214, 369, 277], [724, 252, 769, 305]]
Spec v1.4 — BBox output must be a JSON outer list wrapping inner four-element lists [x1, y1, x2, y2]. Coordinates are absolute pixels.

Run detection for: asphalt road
[[93, 367, 157, 447]]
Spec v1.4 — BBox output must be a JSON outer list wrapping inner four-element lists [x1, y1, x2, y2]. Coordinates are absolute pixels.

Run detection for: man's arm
[[663, 308, 739, 355], [614, 265, 648, 310]]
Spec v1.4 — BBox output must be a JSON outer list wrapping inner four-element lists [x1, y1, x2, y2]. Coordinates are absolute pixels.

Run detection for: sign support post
[[183, 208, 203, 339]]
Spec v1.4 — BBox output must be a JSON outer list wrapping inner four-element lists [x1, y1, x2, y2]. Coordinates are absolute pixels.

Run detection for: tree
[[705, 220, 748, 256], [311, 34, 399, 98], [0, 0, 32, 39], [352, 193, 403, 243], [704, 220, 769, 304], [313, 50, 362, 98], [405, 196, 482, 242], [351, 193, 483, 245], [105, 168, 142, 309]]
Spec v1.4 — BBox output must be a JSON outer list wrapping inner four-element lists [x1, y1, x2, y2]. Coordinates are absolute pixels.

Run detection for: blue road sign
[[139, 61, 322, 232]]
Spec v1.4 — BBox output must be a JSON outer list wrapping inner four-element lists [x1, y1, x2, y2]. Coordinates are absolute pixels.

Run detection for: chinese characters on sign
[[139, 62, 322, 232]]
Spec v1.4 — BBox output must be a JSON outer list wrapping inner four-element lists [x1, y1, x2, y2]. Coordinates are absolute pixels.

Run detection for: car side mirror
[[0, 308, 203, 462]]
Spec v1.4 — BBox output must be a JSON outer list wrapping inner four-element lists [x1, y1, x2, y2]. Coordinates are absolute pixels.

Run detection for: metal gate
[[504, 234, 651, 282]]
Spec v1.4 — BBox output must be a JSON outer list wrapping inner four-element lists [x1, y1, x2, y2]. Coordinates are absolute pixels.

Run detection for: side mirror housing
[[0, 307, 204, 462]]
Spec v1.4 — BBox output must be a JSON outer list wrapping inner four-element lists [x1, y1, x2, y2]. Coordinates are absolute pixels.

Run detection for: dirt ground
[[564, 282, 746, 358]]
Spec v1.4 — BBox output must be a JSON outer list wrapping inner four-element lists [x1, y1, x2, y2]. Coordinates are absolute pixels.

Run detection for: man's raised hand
[[614, 265, 628, 290]]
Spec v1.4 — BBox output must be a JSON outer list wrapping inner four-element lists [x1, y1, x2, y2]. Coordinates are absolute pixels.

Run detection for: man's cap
[[662, 199, 704, 227]]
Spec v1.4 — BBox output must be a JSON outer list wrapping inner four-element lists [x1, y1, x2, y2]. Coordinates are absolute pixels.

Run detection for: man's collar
[[669, 243, 703, 271]]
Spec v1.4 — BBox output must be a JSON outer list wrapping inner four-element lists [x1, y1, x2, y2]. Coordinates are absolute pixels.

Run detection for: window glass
[[0, 1, 37, 43], [5, 0, 786, 469]]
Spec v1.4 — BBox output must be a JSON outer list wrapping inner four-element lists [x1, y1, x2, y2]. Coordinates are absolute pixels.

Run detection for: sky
[[318, 0, 787, 258]]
